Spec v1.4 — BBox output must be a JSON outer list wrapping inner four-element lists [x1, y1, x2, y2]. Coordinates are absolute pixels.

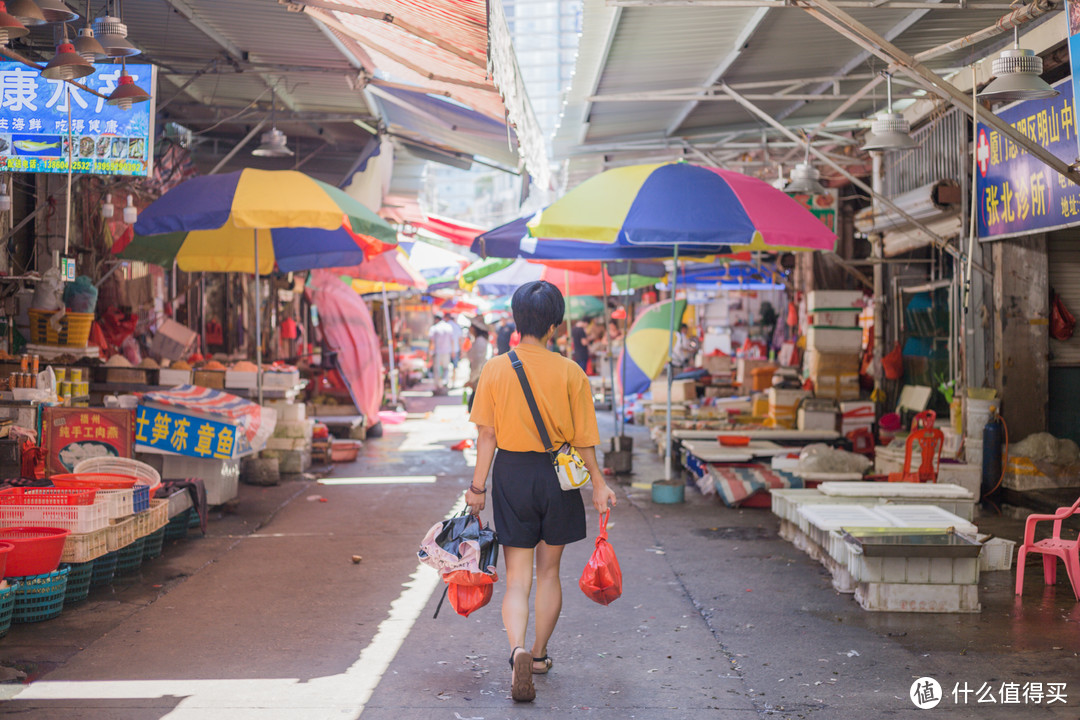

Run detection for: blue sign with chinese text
[[976, 77, 1078, 241], [135, 405, 239, 460], [0, 61, 155, 177]]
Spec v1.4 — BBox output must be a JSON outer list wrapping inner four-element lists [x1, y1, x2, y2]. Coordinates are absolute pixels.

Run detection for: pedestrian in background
[[467, 281, 617, 703], [428, 313, 456, 395], [465, 317, 490, 412]]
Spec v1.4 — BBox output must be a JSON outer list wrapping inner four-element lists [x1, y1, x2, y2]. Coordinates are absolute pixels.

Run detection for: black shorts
[[492, 450, 587, 549]]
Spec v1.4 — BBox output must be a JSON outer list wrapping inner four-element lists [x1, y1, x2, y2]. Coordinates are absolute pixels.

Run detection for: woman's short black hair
[[512, 281, 565, 339]]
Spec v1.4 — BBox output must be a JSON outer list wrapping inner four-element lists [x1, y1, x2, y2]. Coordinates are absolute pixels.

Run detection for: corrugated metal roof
[[556, 0, 1063, 184]]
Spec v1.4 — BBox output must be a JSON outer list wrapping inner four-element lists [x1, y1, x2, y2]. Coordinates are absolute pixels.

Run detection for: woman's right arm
[[467, 425, 497, 515]]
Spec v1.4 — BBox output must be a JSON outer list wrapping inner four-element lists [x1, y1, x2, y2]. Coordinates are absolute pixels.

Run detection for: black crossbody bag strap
[[508, 351, 557, 461]]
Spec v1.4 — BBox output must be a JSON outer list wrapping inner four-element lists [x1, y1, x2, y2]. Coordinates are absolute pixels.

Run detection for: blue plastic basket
[[0, 582, 17, 638], [90, 551, 118, 587], [132, 485, 150, 514], [61, 562, 94, 605], [115, 537, 146, 575], [142, 528, 166, 560], [11, 567, 69, 623]]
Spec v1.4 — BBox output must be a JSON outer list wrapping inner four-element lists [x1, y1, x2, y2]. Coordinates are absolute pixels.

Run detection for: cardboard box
[[768, 387, 812, 427], [812, 372, 861, 400], [798, 406, 839, 431], [807, 326, 863, 354], [651, 379, 696, 403], [150, 319, 198, 362], [703, 353, 733, 376], [192, 369, 225, 390], [807, 290, 864, 311], [806, 350, 861, 376]]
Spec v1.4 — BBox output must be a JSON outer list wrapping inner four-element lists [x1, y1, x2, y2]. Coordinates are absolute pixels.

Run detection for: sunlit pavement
[[0, 390, 1077, 719]]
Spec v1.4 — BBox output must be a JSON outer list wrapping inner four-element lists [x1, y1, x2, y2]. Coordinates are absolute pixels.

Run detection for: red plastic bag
[[882, 343, 904, 381], [1051, 291, 1076, 341], [579, 511, 622, 605], [441, 568, 498, 618]]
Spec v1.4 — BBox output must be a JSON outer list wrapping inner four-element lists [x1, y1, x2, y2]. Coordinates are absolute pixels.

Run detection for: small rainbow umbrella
[[617, 298, 688, 397]]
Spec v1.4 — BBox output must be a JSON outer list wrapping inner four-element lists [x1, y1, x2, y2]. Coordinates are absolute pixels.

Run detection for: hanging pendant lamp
[[862, 74, 915, 152], [0, 1, 29, 45], [35, 0, 76, 22], [93, 13, 138, 56], [6, 0, 44, 25], [252, 90, 294, 157], [106, 60, 150, 110], [41, 24, 94, 81], [785, 142, 826, 195], [978, 27, 1058, 103], [73, 0, 104, 61]]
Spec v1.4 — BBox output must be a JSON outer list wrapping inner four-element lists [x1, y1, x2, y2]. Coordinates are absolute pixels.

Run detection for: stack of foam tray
[[783, 503, 981, 613]]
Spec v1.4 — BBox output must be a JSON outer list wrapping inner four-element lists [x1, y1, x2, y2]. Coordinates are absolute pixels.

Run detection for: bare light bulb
[[101, 193, 114, 219], [122, 194, 137, 224]]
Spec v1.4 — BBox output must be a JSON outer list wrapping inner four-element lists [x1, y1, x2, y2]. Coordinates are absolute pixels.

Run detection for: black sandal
[[509, 647, 536, 702], [532, 655, 553, 674]]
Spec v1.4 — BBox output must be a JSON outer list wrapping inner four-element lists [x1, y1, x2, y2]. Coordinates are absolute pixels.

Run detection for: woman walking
[[467, 281, 617, 703]]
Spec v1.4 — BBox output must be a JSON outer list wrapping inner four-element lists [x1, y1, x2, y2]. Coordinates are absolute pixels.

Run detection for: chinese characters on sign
[[43, 407, 135, 476], [789, 189, 839, 234], [135, 405, 238, 460], [952, 681, 1067, 706], [976, 77, 1078, 240], [0, 61, 156, 177]]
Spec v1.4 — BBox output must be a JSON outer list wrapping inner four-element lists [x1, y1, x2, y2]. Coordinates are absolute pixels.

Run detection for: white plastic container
[[964, 397, 997, 439], [806, 326, 863, 353], [978, 536, 1016, 571], [807, 290, 865, 311], [808, 309, 861, 326]]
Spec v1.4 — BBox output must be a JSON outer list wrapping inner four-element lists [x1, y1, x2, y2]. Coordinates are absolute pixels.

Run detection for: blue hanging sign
[[976, 77, 1079, 241], [134, 404, 239, 460], [0, 61, 156, 177]]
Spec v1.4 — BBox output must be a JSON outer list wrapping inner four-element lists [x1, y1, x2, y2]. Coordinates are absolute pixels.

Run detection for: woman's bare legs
[[502, 545, 535, 651], [531, 541, 565, 669]]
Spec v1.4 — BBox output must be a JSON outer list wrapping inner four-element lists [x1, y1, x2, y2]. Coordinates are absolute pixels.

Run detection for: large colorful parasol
[[528, 162, 836, 252], [617, 298, 689, 397], [125, 169, 398, 273]]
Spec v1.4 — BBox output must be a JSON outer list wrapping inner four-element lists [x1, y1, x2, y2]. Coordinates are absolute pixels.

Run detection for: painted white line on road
[[318, 476, 437, 485], [7, 494, 465, 719]]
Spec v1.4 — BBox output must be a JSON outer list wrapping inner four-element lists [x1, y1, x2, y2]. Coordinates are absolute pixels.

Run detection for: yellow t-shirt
[[469, 343, 600, 452]]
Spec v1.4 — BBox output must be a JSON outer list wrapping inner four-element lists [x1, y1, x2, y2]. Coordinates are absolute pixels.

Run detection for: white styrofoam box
[[855, 581, 980, 612], [158, 368, 191, 387], [259, 447, 310, 474], [225, 370, 259, 389], [269, 401, 305, 423], [798, 505, 894, 547], [964, 437, 983, 466], [873, 505, 977, 534], [845, 551, 979, 585], [808, 309, 860, 326], [978, 536, 1016, 571], [941, 428, 962, 458], [263, 370, 301, 390], [798, 408, 838, 431], [265, 437, 309, 452], [273, 419, 314, 440], [807, 326, 864, 354], [159, 455, 240, 506], [937, 463, 981, 501], [840, 400, 875, 435], [808, 290, 865, 311], [817, 481, 971, 499]]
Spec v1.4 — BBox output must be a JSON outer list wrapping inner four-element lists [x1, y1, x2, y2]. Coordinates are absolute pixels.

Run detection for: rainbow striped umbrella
[[617, 298, 688, 397], [127, 169, 397, 273], [528, 162, 835, 252]]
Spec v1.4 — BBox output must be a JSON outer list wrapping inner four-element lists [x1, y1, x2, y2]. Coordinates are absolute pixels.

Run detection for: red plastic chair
[[847, 427, 875, 457], [887, 410, 944, 483], [1014, 495, 1080, 601]]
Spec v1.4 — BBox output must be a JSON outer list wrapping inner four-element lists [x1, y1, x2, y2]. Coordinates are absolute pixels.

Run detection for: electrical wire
[[191, 88, 271, 136]]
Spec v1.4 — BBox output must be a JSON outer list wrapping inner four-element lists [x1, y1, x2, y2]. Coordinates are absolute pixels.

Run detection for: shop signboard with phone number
[[0, 61, 156, 177]]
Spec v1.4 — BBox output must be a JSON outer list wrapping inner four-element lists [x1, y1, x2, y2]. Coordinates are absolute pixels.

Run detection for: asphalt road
[[0, 395, 1076, 719]]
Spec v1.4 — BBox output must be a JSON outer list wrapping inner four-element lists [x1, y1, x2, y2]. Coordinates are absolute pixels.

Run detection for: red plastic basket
[[0, 527, 70, 577], [0, 541, 12, 577], [0, 487, 98, 506], [50, 473, 141, 490]]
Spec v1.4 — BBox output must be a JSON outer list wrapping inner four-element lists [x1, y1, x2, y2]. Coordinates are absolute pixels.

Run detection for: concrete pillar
[[992, 233, 1048, 438]]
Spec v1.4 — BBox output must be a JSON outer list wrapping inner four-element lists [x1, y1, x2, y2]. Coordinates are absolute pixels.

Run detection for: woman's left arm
[[577, 447, 616, 513]]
